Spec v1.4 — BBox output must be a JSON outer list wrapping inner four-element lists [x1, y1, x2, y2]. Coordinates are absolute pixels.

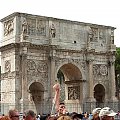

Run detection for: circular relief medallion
[[93, 65, 99, 75], [27, 60, 36, 70], [100, 65, 107, 75], [5, 60, 11, 72], [37, 63, 47, 72]]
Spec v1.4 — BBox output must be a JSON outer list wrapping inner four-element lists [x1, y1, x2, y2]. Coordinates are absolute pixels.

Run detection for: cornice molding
[[0, 43, 20, 52], [0, 12, 116, 30]]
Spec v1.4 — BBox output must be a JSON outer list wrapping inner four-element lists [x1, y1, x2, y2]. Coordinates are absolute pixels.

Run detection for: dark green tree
[[115, 47, 120, 98], [57, 69, 64, 84]]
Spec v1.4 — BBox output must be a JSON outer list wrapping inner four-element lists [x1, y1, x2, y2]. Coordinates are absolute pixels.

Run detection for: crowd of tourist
[[0, 103, 120, 120]]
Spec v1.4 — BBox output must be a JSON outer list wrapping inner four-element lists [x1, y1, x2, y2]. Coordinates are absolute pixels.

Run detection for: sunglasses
[[60, 106, 65, 109]]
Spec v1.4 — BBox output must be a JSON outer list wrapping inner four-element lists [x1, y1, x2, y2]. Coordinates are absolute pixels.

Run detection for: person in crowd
[[88, 112, 93, 120], [116, 111, 120, 119], [46, 116, 58, 120], [69, 112, 83, 120], [92, 108, 101, 120], [8, 109, 19, 120], [0, 115, 11, 120], [57, 102, 68, 116], [57, 115, 72, 120], [36, 113, 41, 120], [24, 110, 36, 120], [99, 107, 117, 120]]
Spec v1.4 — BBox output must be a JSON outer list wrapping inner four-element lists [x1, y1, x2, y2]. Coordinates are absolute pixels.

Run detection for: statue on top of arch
[[21, 17, 29, 40]]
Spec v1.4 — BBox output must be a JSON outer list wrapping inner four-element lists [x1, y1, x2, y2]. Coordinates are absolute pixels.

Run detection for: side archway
[[94, 84, 105, 107], [28, 82, 44, 113]]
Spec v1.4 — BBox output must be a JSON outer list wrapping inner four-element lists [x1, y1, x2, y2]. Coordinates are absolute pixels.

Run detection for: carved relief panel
[[27, 60, 36, 70], [2, 93, 14, 103], [27, 18, 36, 35], [21, 17, 47, 36], [37, 62, 48, 73], [5, 60, 11, 72], [88, 27, 98, 42], [37, 20, 46, 36], [91, 27, 98, 41], [68, 86, 80, 100], [99, 29, 106, 47], [93, 64, 108, 81], [99, 65, 108, 76], [4, 19, 14, 36], [99, 29, 105, 40], [88, 27, 106, 42], [27, 59, 48, 84]]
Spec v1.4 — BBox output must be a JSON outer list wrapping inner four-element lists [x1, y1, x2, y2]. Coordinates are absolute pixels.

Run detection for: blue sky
[[0, 0, 120, 46]]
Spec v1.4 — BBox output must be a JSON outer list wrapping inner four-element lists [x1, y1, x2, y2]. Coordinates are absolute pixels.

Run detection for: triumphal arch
[[0, 12, 117, 114]]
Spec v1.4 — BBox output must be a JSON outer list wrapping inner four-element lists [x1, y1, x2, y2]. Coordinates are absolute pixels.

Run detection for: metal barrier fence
[[0, 101, 120, 115], [82, 101, 119, 113]]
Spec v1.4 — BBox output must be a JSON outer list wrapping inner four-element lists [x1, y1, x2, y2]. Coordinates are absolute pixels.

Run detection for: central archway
[[58, 63, 82, 81], [57, 63, 83, 112]]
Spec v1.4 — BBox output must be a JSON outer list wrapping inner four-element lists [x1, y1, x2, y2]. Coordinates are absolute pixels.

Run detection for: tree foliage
[[115, 47, 120, 72], [57, 69, 64, 84], [115, 47, 120, 96]]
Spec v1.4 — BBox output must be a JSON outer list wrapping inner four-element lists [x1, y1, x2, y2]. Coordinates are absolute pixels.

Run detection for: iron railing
[[0, 102, 120, 115]]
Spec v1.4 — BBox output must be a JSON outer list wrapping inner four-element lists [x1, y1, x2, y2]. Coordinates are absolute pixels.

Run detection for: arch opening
[[57, 63, 82, 102], [29, 82, 44, 113], [94, 84, 105, 107]]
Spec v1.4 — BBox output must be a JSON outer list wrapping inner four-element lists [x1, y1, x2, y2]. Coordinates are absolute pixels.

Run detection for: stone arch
[[94, 84, 105, 107], [56, 62, 83, 112], [28, 79, 46, 91], [28, 81, 44, 114], [60, 63, 82, 81], [56, 60, 86, 81], [57, 63, 83, 101]]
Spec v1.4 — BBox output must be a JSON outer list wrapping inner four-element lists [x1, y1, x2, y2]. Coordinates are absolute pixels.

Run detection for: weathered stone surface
[[0, 12, 117, 113]]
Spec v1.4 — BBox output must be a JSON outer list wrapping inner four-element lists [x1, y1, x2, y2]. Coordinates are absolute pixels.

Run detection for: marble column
[[20, 53, 28, 112], [88, 60, 95, 101], [19, 44, 29, 112], [50, 57, 55, 93], [50, 53, 56, 113], [109, 61, 118, 101]]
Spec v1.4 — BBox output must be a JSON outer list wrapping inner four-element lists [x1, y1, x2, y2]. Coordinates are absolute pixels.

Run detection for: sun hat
[[99, 107, 117, 117], [92, 108, 101, 115]]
